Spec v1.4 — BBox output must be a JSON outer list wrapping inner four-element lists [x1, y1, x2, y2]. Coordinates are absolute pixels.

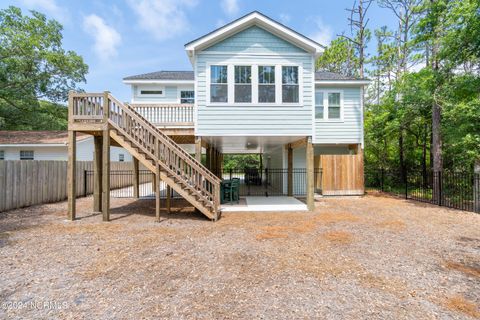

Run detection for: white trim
[[360, 86, 365, 148], [206, 62, 303, 107], [199, 51, 312, 57], [0, 144, 67, 147], [138, 86, 166, 98], [185, 12, 323, 54], [123, 80, 194, 85], [314, 90, 344, 122], [315, 80, 371, 85]]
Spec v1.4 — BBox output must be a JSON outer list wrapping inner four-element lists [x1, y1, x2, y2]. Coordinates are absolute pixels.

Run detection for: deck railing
[[69, 92, 221, 219], [132, 104, 194, 127]]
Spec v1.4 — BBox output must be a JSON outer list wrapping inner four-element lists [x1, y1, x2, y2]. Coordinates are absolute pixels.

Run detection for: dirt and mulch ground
[[0, 194, 479, 319]]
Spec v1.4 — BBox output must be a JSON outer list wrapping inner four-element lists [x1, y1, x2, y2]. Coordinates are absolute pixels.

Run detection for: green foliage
[[316, 38, 359, 77], [365, 0, 480, 173], [223, 154, 262, 170], [0, 6, 87, 130]]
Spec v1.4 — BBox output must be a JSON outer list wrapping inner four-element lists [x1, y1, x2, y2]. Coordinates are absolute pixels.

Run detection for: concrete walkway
[[221, 196, 307, 212]]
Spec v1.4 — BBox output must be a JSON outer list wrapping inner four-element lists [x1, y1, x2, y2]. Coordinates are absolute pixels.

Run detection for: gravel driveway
[[0, 194, 479, 319]]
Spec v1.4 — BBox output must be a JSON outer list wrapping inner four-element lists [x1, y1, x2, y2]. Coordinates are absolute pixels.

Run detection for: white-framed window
[[234, 66, 252, 103], [140, 90, 163, 95], [315, 92, 324, 119], [282, 66, 299, 103], [20, 150, 34, 160], [180, 90, 195, 104], [210, 65, 228, 102], [118, 154, 125, 162], [315, 90, 343, 121], [327, 92, 341, 119], [258, 66, 275, 103], [0, 150, 4, 160]]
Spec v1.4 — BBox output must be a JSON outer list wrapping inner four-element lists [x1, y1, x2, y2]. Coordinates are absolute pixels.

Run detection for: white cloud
[[278, 13, 291, 24], [83, 14, 121, 61], [309, 18, 333, 46], [19, 0, 68, 22], [221, 0, 239, 16], [126, 0, 197, 41]]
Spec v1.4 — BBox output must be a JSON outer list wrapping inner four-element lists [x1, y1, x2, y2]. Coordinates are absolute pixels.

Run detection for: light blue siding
[[204, 26, 306, 54], [195, 53, 314, 135], [314, 87, 362, 144], [132, 85, 194, 103]]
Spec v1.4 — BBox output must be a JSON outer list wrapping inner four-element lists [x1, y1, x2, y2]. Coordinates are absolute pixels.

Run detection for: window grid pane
[[20, 150, 34, 160], [258, 66, 275, 103], [211, 65, 228, 102], [328, 93, 341, 119], [259, 66, 275, 84], [282, 66, 298, 84], [315, 92, 324, 119], [181, 90, 195, 104], [235, 66, 252, 102]]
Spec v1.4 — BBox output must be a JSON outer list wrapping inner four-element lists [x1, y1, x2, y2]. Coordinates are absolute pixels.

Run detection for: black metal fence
[[84, 168, 323, 198], [365, 169, 480, 213], [84, 170, 179, 199]]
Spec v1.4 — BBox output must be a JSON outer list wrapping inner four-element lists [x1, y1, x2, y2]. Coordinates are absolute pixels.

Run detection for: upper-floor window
[[210, 65, 228, 102], [140, 90, 163, 95], [20, 150, 34, 160], [180, 90, 195, 104], [0, 150, 4, 160], [282, 66, 299, 103], [258, 66, 275, 103], [328, 92, 341, 119], [118, 154, 125, 162], [234, 66, 252, 103], [315, 92, 324, 119]]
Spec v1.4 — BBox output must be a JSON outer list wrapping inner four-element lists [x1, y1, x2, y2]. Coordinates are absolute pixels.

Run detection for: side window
[[328, 92, 341, 119], [210, 65, 228, 103], [315, 92, 324, 119], [180, 90, 195, 104], [234, 66, 252, 103], [0, 150, 4, 160], [258, 66, 275, 103], [118, 154, 125, 162], [20, 150, 34, 160], [282, 66, 299, 103]]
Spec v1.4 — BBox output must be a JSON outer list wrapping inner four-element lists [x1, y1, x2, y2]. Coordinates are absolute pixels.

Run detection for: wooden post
[[132, 158, 139, 199], [206, 145, 211, 170], [102, 128, 110, 221], [166, 185, 171, 214], [67, 130, 76, 220], [306, 137, 314, 211], [287, 144, 293, 196], [195, 137, 202, 163], [155, 139, 161, 222], [93, 135, 103, 212], [474, 159, 480, 213]]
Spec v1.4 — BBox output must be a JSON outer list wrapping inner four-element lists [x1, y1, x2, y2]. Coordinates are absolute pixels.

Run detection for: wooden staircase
[[69, 92, 221, 220]]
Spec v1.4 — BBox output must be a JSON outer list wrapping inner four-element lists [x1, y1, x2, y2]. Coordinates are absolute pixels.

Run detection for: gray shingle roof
[[315, 71, 367, 81], [123, 71, 194, 81]]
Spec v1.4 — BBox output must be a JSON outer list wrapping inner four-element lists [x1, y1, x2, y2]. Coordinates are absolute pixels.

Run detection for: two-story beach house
[[67, 11, 369, 222]]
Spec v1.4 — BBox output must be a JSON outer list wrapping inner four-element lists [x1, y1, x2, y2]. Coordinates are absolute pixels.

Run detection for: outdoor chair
[[224, 178, 240, 205]]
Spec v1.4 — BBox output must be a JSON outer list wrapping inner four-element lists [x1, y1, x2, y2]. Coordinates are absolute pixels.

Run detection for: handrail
[[69, 92, 221, 218], [121, 99, 221, 184]]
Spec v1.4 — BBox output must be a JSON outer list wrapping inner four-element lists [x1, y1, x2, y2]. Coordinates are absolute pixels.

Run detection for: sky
[[3, 0, 398, 102]]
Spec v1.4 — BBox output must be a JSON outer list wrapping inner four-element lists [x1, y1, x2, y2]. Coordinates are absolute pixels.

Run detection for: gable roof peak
[[185, 11, 324, 57]]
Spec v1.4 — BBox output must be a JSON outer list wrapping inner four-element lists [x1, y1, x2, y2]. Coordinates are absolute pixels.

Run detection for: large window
[[258, 66, 275, 103], [315, 92, 324, 119], [20, 150, 34, 160], [180, 90, 195, 104], [282, 66, 299, 103], [210, 65, 228, 102], [328, 92, 341, 119], [234, 66, 252, 103]]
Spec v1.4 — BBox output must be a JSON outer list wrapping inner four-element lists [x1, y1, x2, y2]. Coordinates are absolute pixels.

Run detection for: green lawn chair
[[224, 178, 240, 204]]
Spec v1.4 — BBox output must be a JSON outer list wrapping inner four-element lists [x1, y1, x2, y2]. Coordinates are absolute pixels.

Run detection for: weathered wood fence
[[0, 160, 137, 212]]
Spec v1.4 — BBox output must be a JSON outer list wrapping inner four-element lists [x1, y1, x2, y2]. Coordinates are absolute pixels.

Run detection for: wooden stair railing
[[70, 92, 221, 220]]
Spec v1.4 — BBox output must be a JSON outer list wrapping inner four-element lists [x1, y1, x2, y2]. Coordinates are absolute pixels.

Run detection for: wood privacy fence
[[0, 160, 137, 212], [315, 153, 364, 195]]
